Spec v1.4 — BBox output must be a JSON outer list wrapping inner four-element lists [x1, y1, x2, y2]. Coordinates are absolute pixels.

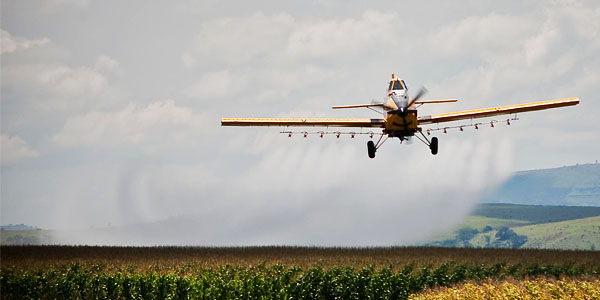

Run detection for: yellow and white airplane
[[222, 74, 579, 158]]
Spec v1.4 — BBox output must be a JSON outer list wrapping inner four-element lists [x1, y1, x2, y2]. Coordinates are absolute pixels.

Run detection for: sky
[[1, 0, 599, 245]]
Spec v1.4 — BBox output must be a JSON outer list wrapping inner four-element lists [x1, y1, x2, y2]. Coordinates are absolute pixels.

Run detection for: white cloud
[[286, 10, 398, 58], [185, 65, 340, 103], [1, 134, 39, 164], [2, 63, 109, 111], [182, 12, 295, 67], [1, 29, 50, 54], [38, 65, 107, 97], [184, 69, 242, 99], [94, 55, 120, 73], [182, 10, 400, 68], [53, 100, 212, 152], [428, 13, 536, 58], [51, 0, 89, 6]]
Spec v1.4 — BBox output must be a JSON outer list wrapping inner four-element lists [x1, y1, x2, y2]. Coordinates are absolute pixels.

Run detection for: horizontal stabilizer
[[332, 103, 384, 109], [413, 99, 458, 104]]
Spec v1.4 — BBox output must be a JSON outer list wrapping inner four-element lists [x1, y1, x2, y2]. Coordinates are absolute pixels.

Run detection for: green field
[[471, 203, 600, 224], [1, 246, 599, 299], [515, 216, 600, 250], [425, 204, 600, 250]]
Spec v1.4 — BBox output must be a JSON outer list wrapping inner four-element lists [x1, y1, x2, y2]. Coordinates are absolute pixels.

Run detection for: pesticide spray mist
[[52, 130, 513, 246]]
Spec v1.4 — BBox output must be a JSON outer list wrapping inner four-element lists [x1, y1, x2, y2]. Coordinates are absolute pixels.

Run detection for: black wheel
[[367, 140, 376, 159], [430, 137, 438, 155]]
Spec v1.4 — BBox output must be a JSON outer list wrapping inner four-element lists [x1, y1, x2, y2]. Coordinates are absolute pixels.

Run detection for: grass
[[514, 216, 600, 250]]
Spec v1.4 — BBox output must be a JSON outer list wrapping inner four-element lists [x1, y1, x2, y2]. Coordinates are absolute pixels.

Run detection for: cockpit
[[388, 79, 406, 91]]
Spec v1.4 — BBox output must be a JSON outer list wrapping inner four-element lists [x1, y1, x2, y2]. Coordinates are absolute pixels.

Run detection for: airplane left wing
[[418, 98, 579, 125], [221, 118, 385, 128]]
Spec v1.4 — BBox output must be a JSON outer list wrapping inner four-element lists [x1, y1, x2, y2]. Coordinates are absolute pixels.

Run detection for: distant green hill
[[471, 203, 600, 224], [482, 163, 600, 206], [514, 216, 600, 250], [426, 203, 600, 250]]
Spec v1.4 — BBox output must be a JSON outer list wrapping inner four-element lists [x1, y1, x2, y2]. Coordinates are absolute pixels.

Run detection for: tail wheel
[[367, 141, 376, 158], [430, 137, 438, 155]]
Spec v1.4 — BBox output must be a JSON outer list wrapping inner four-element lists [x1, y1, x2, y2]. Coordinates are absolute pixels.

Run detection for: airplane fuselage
[[382, 77, 419, 138], [384, 110, 419, 138]]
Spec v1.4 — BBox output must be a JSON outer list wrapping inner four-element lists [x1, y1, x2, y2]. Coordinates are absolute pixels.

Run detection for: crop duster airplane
[[221, 74, 579, 158]]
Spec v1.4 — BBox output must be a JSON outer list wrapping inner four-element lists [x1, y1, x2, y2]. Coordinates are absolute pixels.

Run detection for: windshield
[[389, 80, 405, 90]]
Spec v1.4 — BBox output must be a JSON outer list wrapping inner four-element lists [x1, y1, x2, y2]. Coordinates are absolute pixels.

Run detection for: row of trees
[[435, 227, 528, 249]]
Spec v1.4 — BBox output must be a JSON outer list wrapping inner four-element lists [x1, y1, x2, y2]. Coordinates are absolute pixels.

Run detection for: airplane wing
[[418, 98, 579, 125], [221, 118, 385, 128]]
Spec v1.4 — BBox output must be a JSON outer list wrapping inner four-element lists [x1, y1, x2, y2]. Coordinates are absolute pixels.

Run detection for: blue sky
[[1, 0, 598, 245]]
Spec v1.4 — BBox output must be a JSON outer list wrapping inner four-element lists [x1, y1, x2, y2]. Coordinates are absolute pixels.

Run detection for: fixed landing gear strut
[[366, 134, 388, 159], [367, 130, 438, 158], [415, 128, 438, 155]]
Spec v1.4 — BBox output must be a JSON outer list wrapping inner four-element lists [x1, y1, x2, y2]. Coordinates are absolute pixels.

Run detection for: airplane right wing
[[221, 118, 385, 128], [418, 98, 579, 125]]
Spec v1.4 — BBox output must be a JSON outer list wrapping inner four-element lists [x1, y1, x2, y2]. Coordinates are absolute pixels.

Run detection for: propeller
[[388, 86, 428, 113], [371, 98, 398, 111], [407, 87, 428, 108]]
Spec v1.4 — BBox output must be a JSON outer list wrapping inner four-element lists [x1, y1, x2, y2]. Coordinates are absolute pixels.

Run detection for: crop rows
[[2, 262, 598, 300], [409, 278, 600, 299]]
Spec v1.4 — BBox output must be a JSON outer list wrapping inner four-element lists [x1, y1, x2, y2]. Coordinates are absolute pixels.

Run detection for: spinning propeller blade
[[408, 87, 428, 108]]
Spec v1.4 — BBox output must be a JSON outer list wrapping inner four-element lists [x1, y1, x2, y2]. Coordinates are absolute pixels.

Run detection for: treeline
[[430, 226, 528, 249]]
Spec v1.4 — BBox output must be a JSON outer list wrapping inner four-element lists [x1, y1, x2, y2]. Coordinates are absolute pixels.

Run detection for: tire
[[367, 141, 376, 159], [430, 137, 438, 155]]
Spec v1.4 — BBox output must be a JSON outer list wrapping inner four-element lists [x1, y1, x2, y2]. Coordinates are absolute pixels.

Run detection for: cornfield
[[409, 278, 600, 299], [2, 262, 598, 300]]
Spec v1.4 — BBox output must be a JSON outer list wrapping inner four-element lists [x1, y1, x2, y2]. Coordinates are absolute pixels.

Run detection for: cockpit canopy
[[388, 79, 407, 91]]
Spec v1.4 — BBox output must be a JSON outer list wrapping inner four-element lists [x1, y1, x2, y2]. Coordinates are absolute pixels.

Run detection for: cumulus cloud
[[427, 2, 600, 107], [0, 29, 50, 54], [428, 14, 536, 57], [286, 10, 398, 58], [182, 12, 295, 67], [2, 63, 109, 111], [53, 100, 212, 152], [2, 56, 125, 116], [1, 134, 39, 164], [94, 55, 120, 73], [182, 10, 400, 68], [185, 65, 340, 104]]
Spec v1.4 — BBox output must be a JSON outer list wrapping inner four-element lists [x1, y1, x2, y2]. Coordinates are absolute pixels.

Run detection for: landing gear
[[367, 141, 376, 158], [415, 128, 439, 155], [366, 133, 388, 159], [430, 137, 438, 155]]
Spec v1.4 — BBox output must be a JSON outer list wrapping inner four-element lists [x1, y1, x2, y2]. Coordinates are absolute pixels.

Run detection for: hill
[[0, 224, 39, 230], [426, 203, 600, 250], [514, 216, 600, 250], [482, 163, 600, 206], [471, 203, 600, 224]]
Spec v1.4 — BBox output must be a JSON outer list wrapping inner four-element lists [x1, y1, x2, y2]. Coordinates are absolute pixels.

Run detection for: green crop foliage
[[1, 262, 598, 300]]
